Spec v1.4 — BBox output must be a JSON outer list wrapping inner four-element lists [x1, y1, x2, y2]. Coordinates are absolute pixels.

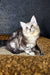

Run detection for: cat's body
[[6, 15, 43, 55], [6, 29, 27, 54]]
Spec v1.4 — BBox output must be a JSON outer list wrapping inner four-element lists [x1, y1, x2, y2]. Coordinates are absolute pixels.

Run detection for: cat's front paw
[[40, 51, 44, 56], [28, 52, 35, 56], [25, 50, 35, 56]]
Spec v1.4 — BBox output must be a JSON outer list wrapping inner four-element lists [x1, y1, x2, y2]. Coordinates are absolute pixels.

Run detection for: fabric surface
[[0, 37, 50, 74], [0, 0, 50, 38], [0, 55, 50, 75]]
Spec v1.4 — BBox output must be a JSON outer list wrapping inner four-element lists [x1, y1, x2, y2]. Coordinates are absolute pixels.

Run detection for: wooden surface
[[0, 35, 10, 40]]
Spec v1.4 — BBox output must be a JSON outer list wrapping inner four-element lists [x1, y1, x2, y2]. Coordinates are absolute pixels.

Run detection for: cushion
[[0, 0, 50, 38]]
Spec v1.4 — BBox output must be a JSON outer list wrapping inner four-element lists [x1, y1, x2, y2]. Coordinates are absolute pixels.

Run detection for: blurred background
[[0, 0, 50, 38]]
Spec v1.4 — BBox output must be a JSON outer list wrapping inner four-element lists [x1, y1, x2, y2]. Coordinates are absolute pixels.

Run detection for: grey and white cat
[[6, 15, 43, 55]]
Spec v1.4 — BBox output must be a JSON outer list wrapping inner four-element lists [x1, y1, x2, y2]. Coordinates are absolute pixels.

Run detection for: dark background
[[0, 0, 50, 38]]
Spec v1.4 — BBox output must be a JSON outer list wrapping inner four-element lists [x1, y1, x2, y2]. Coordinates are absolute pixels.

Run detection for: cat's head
[[20, 15, 40, 37]]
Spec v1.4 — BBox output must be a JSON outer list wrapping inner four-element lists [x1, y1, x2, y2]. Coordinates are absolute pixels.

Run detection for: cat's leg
[[24, 47, 35, 56], [32, 45, 44, 56], [32, 47, 40, 55], [7, 41, 24, 54], [35, 45, 44, 55]]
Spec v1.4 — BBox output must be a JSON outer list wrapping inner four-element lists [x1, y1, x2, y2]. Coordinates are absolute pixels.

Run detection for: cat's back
[[6, 28, 22, 50]]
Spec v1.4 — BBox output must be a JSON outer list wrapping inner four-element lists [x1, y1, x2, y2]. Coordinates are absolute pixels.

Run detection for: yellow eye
[[31, 25, 33, 28], [26, 27, 28, 30]]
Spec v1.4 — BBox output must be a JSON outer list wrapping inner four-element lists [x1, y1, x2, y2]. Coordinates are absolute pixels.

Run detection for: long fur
[[6, 15, 43, 55]]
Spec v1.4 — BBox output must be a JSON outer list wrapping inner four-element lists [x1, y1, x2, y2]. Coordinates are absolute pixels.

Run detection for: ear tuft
[[20, 21, 26, 29], [31, 15, 37, 25]]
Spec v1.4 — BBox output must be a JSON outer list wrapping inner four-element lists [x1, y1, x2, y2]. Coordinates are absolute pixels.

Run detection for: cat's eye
[[31, 25, 33, 28], [26, 27, 28, 30]]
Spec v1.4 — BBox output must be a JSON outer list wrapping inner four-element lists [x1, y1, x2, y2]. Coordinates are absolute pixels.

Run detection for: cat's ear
[[20, 22, 26, 29], [30, 15, 37, 26]]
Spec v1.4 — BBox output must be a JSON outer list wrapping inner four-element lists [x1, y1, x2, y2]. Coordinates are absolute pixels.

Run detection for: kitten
[[6, 15, 43, 55]]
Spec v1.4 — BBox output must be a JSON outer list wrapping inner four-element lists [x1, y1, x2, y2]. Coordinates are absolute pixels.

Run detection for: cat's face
[[20, 15, 40, 37]]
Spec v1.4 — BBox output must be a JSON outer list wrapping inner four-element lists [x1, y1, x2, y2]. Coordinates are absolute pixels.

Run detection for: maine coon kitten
[[6, 15, 43, 55]]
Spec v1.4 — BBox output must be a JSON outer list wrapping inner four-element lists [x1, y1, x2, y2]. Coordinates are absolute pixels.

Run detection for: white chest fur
[[28, 35, 38, 43], [27, 35, 39, 48]]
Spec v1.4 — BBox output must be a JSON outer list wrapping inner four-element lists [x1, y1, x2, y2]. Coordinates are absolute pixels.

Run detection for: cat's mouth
[[24, 32, 35, 37], [23, 31, 40, 37], [30, 32, 35, 34]]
